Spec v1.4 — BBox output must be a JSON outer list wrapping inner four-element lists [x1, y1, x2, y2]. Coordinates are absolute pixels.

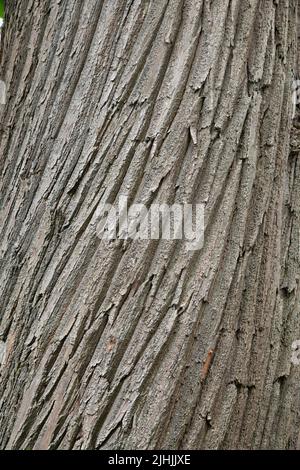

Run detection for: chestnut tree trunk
[[0, 0, 300, 450]]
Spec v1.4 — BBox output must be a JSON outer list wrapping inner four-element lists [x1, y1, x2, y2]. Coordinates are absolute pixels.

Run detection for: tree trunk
[[0, 0, 300, 450]]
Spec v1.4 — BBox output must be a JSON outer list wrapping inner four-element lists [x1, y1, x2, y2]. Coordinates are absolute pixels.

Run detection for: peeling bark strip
[[0, 0, 300, 450], [201, 348, 214, 381]]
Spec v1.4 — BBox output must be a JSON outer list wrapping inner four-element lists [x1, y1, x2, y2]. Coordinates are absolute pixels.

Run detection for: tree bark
[[0, 0, 300, 450]]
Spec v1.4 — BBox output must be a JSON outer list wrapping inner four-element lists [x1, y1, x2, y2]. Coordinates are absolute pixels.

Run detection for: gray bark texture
[[1, 0, 300, 450]]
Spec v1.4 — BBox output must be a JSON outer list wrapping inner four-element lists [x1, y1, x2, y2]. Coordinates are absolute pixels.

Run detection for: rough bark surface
[[0, 0, 300, 450]]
